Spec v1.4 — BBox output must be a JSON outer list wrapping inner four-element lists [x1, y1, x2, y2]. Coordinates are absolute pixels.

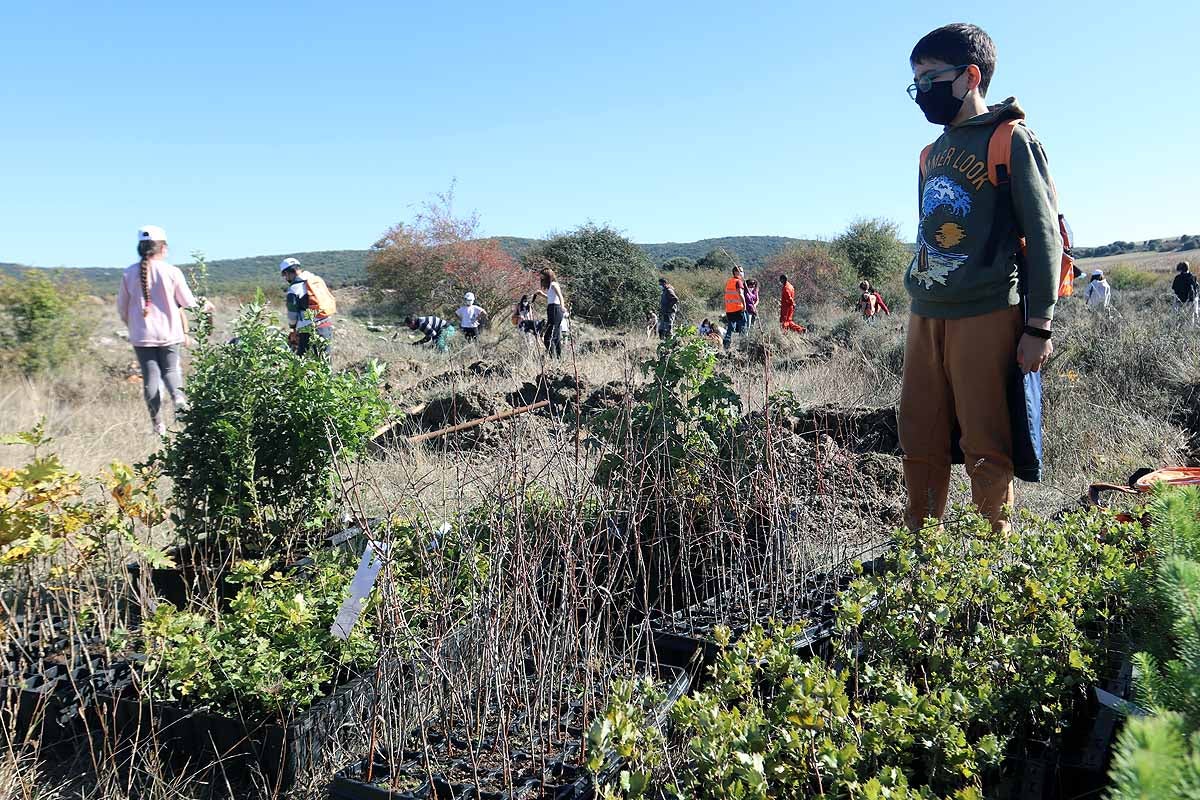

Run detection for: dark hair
[[404, 316, 415, 326], [778, 274, 788, 283], [859, 280, 870, 291], [540, 268, 557, 289], [1179, 261, 1191, 273], [910, 23, 997, 97], [137, 239, 166, 317]]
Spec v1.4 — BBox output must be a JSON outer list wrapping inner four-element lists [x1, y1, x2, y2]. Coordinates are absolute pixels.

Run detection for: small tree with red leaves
[[368, 188, 530, 320]]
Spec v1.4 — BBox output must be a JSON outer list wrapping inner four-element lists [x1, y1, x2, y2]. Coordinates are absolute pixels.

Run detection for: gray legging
[[133, 344, 185, 424]]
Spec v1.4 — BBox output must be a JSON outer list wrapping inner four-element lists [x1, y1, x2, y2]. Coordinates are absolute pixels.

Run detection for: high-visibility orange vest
[[723, 277, 745, 313]]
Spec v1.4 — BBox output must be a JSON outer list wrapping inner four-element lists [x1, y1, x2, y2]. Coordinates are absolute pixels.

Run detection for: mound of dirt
[[467, 360, 513, 380], [582, 380, 630, 414], [787, 405, 900, 456], [574, 337, 626, 356], [770, 432, 905, 536], [418, 389, 505, 431], [507, 370, 586, 410]]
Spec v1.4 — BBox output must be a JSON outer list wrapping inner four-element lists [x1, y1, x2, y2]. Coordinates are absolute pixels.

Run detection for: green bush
[[694, 248, 739, 272], [589, 327, 741, 493], [139, 549, 377, 716], [1107, 263, 1162, 290], [661, 256, 696, 272], [523, 224, 659, 327], [161, 303, 390, 553], [1108, 487, 1200, 799], [596, 507, 1151, 799], [0, 272, 92, 375], [833, 218, 911, 286]]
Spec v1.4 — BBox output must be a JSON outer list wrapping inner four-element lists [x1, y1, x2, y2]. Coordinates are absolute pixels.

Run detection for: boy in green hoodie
[[900, 23, 1060, 532]]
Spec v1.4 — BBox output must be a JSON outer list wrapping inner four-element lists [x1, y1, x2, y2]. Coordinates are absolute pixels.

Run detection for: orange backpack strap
[[919, 143, 933, 180], [986, 119, 1021, 187]]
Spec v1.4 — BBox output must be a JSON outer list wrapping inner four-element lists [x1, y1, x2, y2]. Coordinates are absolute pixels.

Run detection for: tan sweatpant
[[899, 305, 1022, 532]]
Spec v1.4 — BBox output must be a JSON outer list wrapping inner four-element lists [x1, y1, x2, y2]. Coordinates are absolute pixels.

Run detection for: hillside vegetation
[[0, 235, 806, 296]]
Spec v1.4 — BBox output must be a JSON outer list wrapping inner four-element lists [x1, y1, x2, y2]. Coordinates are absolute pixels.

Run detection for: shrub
[[694, 248, 738, 272], [160, 303, 390, 553], [832, 217, 910, 286], [523, 224, 659, 327], [0, 272, 92, 375], [0, 423, 167, 568], [661, 256, 695, 272], [1107, 263, 1162, 290], [762, 242, 851, 307], [589, 327, 741, 492], [1105, 487, 1200, 798], [139, 549, 378, 716], [368, 188, 528, 317]]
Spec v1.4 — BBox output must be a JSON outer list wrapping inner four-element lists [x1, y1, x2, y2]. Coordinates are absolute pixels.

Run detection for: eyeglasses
[[907, 65, 969, 99]]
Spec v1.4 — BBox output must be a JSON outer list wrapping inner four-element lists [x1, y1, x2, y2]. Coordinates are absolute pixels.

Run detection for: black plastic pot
[[330, 663, 688, 800], [93, 666, 381, 790]]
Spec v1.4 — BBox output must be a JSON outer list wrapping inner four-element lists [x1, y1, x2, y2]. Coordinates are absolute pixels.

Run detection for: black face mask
[[915, 75, 965, 126]]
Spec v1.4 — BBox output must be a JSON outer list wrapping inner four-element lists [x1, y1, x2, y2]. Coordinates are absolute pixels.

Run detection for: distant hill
[[0, 235, 807, 295], [1075, 234, 1198, 260]]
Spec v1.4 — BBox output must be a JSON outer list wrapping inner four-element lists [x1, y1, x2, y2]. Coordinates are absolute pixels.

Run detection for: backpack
[[920, 119, 1076, 298], [303, 272, 337, 318]]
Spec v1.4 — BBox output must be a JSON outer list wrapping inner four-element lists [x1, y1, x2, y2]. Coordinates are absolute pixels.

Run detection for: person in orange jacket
[[778, 274, 807, 334]]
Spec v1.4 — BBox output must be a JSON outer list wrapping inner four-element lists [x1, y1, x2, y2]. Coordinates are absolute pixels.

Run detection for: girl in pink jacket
[[116, 225, 210, 434]]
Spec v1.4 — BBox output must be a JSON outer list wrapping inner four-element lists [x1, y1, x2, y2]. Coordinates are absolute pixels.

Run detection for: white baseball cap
[[463, 292, 475, 304], [280, 257, 301, 273], [1092, 269, 1104, 277], [138, 225, 167, 243]]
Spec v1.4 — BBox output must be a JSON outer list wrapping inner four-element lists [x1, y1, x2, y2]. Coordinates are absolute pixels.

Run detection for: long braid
[[137, 240, 164, 318]]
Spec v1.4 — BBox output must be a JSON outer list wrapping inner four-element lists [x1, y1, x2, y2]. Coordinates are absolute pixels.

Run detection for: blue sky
[[2, 1, 1196, 268]]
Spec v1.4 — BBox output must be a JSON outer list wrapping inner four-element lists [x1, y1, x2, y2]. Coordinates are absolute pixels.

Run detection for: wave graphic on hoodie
[[921, 176, 973, 218]]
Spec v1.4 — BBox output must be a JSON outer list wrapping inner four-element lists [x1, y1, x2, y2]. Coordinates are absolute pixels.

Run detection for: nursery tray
[[330, 662, 688, 800], [93, 664, 382, 791]]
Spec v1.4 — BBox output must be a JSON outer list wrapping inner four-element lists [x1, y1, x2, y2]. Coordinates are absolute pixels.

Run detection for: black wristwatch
[[1023, 325, 1052, 340]]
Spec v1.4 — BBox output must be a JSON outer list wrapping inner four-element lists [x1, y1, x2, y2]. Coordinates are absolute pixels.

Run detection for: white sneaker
[[154, 421, 167, 436]]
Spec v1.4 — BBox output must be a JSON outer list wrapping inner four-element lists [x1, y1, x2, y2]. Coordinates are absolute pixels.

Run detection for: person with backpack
[[1173, 261, 1199, 327], [118, 225, 213, 435], [856, 280, 892, 323], [455, 292, 488, 340], [902, 23, 1066, 533], [722, 265, 748, 351], [1084, 269, 1112, 310], [658, 277, 679, 339], [777, 274, 807, 334], [404, 315, 455, 351], [280, 257, 336, 358]]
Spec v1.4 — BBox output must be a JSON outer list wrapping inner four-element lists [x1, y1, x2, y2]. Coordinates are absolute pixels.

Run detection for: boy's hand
[[1017, 317, 1053, 374]]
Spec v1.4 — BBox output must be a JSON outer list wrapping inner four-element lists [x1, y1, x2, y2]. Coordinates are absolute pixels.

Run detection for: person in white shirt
[[1084, 269, 1112, 311], [455, 292, 488, 339], [534, 269, 568, 358]]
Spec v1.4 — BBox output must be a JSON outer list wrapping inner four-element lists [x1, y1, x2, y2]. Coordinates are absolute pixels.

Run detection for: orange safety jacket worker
[[724, 276, 746, 313]]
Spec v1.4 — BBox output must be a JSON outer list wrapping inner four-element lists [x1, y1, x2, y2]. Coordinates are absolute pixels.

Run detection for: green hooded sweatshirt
[[905, 97, 1062, 321]]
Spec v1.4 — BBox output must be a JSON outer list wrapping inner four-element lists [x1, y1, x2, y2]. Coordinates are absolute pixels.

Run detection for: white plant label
[[330, 540, 390, 640]]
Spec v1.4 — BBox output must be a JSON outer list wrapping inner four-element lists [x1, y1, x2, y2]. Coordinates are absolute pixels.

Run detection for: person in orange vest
[[281, 257, 336, 358], [722, 265, 748, 351], [777, 274, 807, 334]]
